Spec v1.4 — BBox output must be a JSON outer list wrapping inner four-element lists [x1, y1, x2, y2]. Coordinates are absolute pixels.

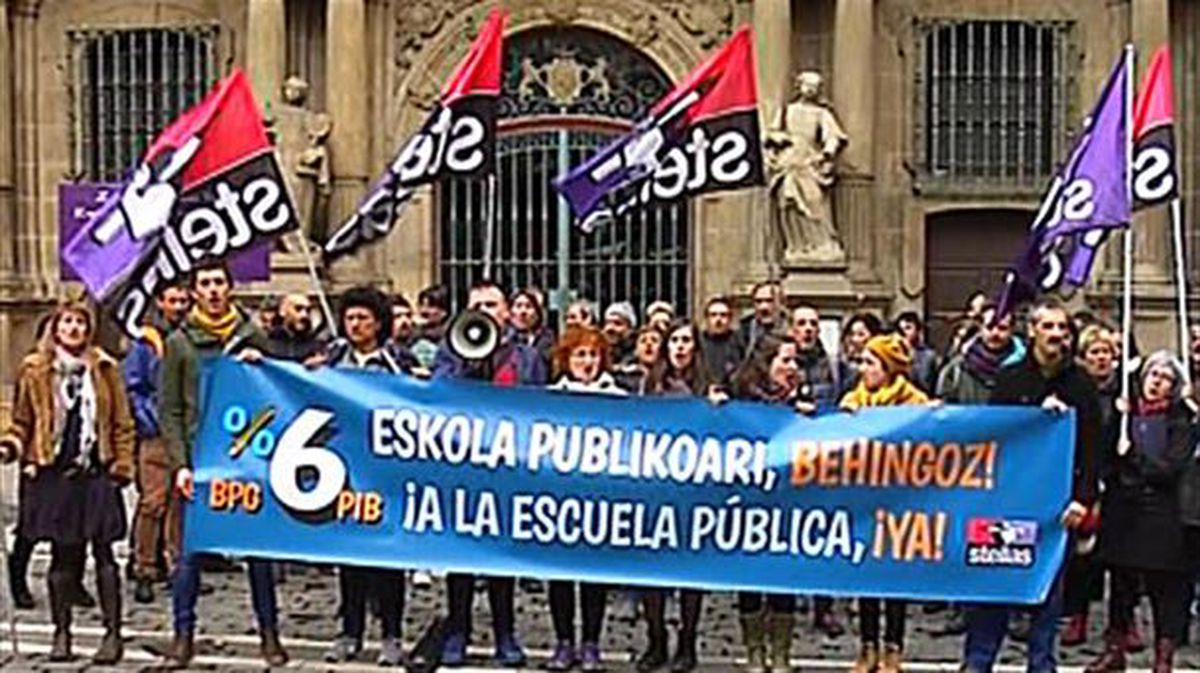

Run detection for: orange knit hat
[[865, 333, 912, 377]]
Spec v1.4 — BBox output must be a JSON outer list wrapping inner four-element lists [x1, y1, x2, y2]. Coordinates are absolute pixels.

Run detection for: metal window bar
[[439, 129, 690, 317], [919, 20, 1071, 187], [68, 25, 218, 181]]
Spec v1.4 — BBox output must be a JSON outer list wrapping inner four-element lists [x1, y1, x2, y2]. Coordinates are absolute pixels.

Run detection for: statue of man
[[765, 71, 848, 263], [272, 76, 332, 244]]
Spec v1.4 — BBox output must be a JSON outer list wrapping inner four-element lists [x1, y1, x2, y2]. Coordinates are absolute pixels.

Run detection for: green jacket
[[159, 308, 266, 471]]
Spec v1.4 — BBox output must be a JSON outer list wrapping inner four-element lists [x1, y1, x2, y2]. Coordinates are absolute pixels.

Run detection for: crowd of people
[[2, 261, 1199, 673]]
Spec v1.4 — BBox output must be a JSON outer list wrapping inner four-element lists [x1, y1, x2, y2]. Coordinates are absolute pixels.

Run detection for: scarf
[[1136, 397, 1171, 416], [840, 374, 929, 410], [962, 337, 1015, 386], [189, 306, 240, 343], [52, 347, 98, 474]]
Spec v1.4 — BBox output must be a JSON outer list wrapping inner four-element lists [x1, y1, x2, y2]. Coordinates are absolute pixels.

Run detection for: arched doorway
[[438, 27, 690, 317], [924, 209, 1030, 350]]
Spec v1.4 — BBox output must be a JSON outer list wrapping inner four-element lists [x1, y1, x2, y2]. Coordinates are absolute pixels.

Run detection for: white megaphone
[[447, 309, 500, 362]]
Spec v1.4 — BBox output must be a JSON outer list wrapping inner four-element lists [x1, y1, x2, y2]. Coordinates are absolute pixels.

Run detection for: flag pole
[[291, 232, 339, 339], [1171, 196, 1191, 381], [482, 174, 497, 280], [1119, 43, 1135, 455]]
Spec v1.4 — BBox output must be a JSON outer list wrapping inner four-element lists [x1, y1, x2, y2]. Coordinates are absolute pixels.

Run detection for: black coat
[[1099, 401, 1195, 572], [990, 354, 1102, 507], [700, 330, 744, 387]]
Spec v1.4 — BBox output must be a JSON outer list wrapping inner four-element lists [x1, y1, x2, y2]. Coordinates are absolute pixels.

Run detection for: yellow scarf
[[189, 306, 240, 343], [840, 374, 930, 410]]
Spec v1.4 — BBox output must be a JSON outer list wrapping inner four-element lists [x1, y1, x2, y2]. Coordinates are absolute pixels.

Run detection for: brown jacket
[[0, 347, 135, 482]]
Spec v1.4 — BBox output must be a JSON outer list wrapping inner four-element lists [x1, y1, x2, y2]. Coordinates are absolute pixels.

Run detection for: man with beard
[[266, 293, 324, 362], [960, 300, 1101, 673], [124, 280, 190, 604], [410, 285, 450, 369], [935, 304, 1024, 635], [392, 295, 416, 348], [740, 281, 787, 356], [700, 296, 744, 387]]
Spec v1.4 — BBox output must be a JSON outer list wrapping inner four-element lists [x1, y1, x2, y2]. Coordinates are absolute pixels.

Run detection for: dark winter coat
[[990, 354, 1102, 507], [1099, 401, 1195, 572]]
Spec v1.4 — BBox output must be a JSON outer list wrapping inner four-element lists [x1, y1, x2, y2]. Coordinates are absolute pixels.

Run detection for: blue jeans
[[172, 553, 278, 634], [963, 572, 1064, 673]]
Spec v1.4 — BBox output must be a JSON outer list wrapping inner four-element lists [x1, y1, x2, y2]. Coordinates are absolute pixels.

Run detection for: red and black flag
[[1133, 44, 1179, 209], [62, 69, 299, 337], [321, 8, 506, 260], [554, 26, 765, 231]]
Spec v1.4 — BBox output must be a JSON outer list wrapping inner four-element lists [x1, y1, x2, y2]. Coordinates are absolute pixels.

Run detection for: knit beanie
[[865, 333, 913, 377]]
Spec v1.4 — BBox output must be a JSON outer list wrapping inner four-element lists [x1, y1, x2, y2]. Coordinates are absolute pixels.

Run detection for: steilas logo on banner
[[320, 9, 506, 260]]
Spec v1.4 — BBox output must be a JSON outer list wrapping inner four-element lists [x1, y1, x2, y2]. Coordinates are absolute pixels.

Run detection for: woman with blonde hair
[[0, 299, 135, 664]]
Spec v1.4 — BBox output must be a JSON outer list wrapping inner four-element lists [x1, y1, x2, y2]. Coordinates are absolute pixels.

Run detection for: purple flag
[[995, 51, 1131, 319], [59, 183, 272, 284]]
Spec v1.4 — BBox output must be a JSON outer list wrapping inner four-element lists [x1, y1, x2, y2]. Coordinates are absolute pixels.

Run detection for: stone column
[[325, 0, 369, 271], [754, 0, 791, 127], [743, 0, 792, 279], [11, 0, 40, 286], [1131, 0, 1170, 281], [0, 0, 15, 279], [246, 0, 286, 115], [831, 0, 876, 278]]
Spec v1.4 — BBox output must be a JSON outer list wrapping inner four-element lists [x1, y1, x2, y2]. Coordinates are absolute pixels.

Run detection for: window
[[915, 20, 1075, 189], [285, 0, 326, 111], [68, 26, 219, 182]]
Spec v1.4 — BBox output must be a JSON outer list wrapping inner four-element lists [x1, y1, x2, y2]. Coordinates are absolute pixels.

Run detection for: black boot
[[133, 576, 155, 604], [637, 591, 669, 672], [8, 535, 34, 609], [47, 563, 74, 662], [93, 560, 123, 665], [671, 591, 701, 673]]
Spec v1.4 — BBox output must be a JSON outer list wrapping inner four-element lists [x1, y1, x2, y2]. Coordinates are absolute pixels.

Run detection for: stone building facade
[[1, 0, 1197, 411]]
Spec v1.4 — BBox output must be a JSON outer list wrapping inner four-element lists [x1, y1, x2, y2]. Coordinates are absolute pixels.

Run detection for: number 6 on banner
[[269, 409, 346, 513]]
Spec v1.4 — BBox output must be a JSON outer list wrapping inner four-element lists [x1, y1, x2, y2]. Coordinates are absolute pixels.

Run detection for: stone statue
[[273, 76, 332, 244], [764, 71, 848, 264]]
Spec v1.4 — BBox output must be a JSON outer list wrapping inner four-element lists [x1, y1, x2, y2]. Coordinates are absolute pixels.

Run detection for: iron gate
[[438, 26, 690, 318]]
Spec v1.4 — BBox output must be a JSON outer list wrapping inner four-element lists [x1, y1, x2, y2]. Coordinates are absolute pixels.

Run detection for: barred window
[[915, 20, 1074, 189], [68, 26, 219, 182]]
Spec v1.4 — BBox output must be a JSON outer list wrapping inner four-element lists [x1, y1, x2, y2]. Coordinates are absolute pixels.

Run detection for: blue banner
[[188, 358, 1075, 605]]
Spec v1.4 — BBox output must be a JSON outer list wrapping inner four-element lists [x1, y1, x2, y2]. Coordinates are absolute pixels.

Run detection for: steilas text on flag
[[553, 26, 765, 232], [60, 69, 299, 337], [319, 9, 506, 261]]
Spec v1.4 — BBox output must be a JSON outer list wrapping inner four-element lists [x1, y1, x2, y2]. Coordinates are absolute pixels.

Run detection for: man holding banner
[[962, 300, 1101, 673], [158, 259, 286, 669]]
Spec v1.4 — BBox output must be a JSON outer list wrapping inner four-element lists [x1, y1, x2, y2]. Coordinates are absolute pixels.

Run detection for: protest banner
[[187, 358, 1074, 605]]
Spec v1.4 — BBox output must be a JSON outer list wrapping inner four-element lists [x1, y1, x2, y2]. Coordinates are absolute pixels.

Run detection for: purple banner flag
[[58, 183, 271, 284], [995, 51, 1131, 319]]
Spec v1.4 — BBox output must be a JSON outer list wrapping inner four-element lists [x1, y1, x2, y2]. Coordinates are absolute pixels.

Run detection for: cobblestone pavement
[[1, 549, 1199, 672]]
